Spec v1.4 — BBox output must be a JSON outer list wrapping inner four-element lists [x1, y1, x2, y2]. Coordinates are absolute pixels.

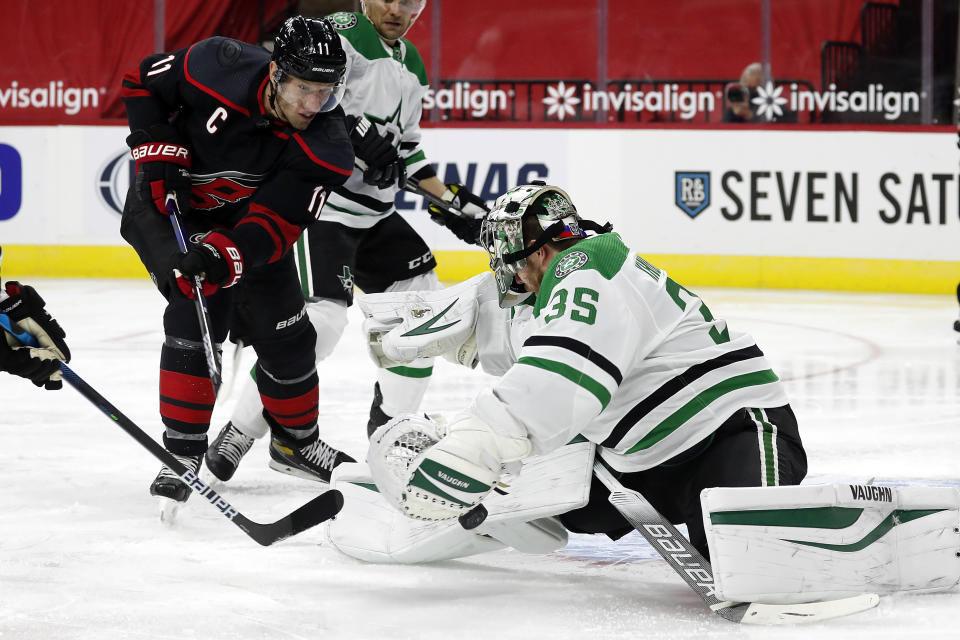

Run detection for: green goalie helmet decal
[[481, 183, 587, 308]]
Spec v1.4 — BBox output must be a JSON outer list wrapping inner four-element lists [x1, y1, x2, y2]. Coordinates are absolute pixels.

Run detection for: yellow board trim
[[2, 245, 956, 294]]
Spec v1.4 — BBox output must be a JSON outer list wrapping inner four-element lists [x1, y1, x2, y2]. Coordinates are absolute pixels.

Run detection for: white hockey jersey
[[471, 233, 790, 473], [324, 11, 432, 228]]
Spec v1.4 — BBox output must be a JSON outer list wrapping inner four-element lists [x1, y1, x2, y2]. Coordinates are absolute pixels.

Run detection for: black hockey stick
[[0, 314, 343, 546], [592, 460, 879, 625], [166, 193, 222, 389]]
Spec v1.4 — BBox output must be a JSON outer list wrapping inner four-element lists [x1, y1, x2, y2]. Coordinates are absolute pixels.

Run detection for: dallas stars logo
[[337, 266, 354, 291], [554, 251, 588, 279]]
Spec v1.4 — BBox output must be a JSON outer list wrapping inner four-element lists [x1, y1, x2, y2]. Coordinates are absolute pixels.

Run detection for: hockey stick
[[592, 460, 880, 625], [0, 314, 343, 546], [403, 177, 491, 217], [166, 193, 222, 389]]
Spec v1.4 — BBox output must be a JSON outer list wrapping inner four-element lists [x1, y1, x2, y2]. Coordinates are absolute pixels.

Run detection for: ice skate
[[205, 421, 255, 481], [150, 452, 202, 523], [268, 434, 355, 484]]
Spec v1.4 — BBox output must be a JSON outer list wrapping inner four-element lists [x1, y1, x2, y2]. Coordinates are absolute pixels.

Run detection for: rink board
[[0, 125, 957, 293]]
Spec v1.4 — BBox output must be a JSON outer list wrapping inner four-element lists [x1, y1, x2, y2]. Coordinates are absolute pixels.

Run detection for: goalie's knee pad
[[702, 483, 960, 604], [305, 298, 348, 361]]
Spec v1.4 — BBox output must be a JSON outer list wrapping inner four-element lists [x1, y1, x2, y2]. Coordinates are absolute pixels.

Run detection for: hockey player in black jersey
[[119, 17, 374, 504]]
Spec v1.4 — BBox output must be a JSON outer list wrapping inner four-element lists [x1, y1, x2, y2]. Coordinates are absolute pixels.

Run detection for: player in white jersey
[[366, 182, 808, 557], [205, 0, 489, 484]]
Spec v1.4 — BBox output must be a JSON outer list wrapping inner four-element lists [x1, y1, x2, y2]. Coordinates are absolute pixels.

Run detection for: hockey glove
[[126, 123, 192, 215], [170, 232, 244, 299], [345, 115, 406, 190], [427, 184, 489, 246], [368, 412, 531, 521], [0, 282, 71, 389]]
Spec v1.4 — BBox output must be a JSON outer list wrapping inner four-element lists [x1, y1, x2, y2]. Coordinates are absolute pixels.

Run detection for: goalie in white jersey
[[366, 182, 808, 558], [204, 1, 490, 484]]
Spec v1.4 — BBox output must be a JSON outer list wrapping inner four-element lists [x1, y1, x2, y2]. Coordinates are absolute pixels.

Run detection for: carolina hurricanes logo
[[189, 172, 265, 210]]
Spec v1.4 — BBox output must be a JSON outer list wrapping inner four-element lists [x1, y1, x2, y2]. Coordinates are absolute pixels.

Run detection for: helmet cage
[[481, 184, 583, 308]]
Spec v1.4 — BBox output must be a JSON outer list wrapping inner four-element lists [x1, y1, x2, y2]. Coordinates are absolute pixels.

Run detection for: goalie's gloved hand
[[345, 115, 406, 189], [126, 123, 192, 215], [0, 282, 70, 389], [427, 184, 489, 246], [170, 232, 244, 299]]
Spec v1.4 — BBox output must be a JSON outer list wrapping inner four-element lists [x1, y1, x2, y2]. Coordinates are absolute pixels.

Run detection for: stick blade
[[241, 489, 345, 546], [732, 593, 880, 625]]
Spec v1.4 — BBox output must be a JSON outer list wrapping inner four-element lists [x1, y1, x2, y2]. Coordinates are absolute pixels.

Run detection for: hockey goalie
[[327, 182, 960, 612]]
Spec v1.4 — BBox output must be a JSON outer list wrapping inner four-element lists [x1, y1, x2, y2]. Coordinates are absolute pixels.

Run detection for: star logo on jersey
[[554, 251, 588, 279], [337, 266, 354, 291], [401, 299, 461, 337], [543, 81, 580, 121], [366, 100, 404, 135]]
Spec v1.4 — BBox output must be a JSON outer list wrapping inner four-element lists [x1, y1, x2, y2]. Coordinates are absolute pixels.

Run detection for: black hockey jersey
[[121, 37, 354, 267]]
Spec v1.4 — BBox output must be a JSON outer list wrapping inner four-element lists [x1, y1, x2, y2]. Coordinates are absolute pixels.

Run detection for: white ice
[[1, 279, 957, 639]]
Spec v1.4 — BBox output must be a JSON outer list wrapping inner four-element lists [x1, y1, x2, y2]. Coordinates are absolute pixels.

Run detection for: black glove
[[170, 232, 244, 299], [0, 282, 70, 389], [426, 184, 489, 246], [126, 123, 192, 215], [345, 115, 406, 189]]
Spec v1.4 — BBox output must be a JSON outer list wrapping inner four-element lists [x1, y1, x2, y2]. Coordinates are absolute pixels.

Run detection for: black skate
[[205, 422, 256, 481], [150, 452, 203, 502], [150, 452, 202, 523], [367, 382, 392, 437], [268, 434, 355, 484]]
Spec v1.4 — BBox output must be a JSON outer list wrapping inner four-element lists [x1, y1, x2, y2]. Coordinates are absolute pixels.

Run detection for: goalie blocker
[[703, 483, 960, 604]]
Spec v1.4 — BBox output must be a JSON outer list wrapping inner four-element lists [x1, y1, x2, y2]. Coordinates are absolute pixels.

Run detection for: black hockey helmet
[[272, 16, 346, 85]]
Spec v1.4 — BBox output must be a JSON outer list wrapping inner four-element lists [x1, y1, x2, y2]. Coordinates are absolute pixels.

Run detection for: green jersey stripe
[[517, 356, 612, 409], [626, 369, 780, 453]]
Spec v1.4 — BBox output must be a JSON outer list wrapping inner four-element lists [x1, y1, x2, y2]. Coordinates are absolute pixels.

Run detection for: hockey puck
[[458, 504, 488, 530]]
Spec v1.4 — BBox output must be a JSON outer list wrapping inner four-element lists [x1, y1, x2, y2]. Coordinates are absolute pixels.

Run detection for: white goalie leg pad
[[357, 272, 486, 368], [306, 298, 348, 361], [328, 441, 594, 563], [327, 462, 506, 564], [702, 483, 960, 604]]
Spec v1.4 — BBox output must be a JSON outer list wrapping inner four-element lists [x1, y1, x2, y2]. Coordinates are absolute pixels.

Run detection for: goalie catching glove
[[368, 412, 531, 521], [0, 282, 71, 389], [426, 184, 488, 246]]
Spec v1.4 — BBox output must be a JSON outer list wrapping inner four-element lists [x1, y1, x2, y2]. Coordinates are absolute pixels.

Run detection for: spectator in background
[[722, 62, 797, 123]]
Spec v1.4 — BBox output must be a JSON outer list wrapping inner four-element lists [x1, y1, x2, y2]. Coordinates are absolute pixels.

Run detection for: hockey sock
[[159, 337, 216, 455]]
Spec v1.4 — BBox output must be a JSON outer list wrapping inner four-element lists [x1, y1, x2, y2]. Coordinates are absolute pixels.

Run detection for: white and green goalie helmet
[[481, 182, 596, 308]]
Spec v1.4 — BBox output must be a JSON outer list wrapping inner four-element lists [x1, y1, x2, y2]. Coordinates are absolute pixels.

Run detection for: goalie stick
[[592, 460, 880, 625], [0, 313, 343, 546]]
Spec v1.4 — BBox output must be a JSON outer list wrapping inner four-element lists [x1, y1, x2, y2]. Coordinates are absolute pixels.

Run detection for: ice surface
[[1, 280, 957, 639]]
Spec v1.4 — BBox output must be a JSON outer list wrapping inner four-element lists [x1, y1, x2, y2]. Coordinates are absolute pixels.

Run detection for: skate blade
[[157, 496, 183, 525], [268, 460, 330, 485]]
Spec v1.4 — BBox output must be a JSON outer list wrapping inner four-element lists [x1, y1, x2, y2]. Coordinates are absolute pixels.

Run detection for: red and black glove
[[346, 115, 406, 190], [0, 282, 71, 389], [126, 123, 192, 215], [170, 232, 244, 299]]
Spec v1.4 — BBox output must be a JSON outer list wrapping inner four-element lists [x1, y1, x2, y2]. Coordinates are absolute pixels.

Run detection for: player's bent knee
[[306, 298, 348, 361]]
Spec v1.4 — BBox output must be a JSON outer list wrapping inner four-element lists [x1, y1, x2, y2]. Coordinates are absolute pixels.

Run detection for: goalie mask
[[480, 183, 610, 308]]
